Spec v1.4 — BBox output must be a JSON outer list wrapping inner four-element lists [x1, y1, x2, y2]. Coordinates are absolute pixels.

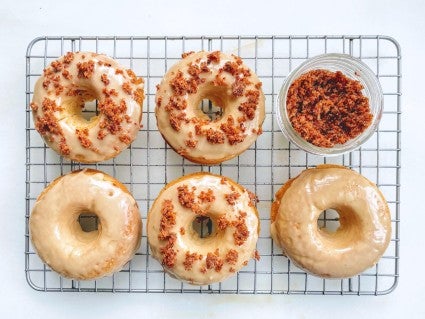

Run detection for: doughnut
[[29, 169, 142, 280], [155, 51, 265, 164], [30, 51, 144, 163], [270, 165, 391, 278], [147, 172, 260, 285]]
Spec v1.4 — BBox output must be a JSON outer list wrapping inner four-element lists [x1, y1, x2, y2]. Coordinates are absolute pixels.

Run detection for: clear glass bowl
[[277, 53, 383, 156]]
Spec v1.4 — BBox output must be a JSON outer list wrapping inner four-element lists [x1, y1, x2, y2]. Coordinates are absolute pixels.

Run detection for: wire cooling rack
[[25, 35, 401, 295]]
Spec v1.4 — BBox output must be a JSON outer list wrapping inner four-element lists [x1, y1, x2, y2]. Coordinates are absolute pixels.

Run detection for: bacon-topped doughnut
[[31, 51, 144, 163], [155, 51, 265, 164], [147, 172, 260, 285]]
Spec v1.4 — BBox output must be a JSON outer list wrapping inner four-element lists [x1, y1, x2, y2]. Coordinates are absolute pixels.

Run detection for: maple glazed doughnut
[[31, 51, 144, 163], [155, 51, 265, 164], [270, 165, 391, 278], [29, 169, 142, 280], [147, 172, 260, 285]]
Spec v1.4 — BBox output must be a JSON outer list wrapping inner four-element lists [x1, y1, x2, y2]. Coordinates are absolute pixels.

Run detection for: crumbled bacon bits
[[248, 190, 258, 207], [207, 51, 220, 64], [59, 137, 70, 155], [225, 191, 241, 205], [134, 88, 144, 105], [98, 98, 127, 134], [159, 199, 176, 240], [77, 60, 95, 79], [51, 60, 63, 72], [177, 184, 206, 215], [206, 249, 224, 272], [62, 69, 72, 80], [286, 69, 372, 148], [183, 252, 203, 271], [232, 211, 249, 246], [159, 200, 177, 268], [239, 89, 260, 120], [185, 139, 197, 148], [225, 249, 238, 265], [198, 188, 215, 203], [63, 52, 74, 64], [119, 134, 131, 144], [122, 82, 132, 95], [170, 71, 202, 96], [220, 115, 246, 145], [34, 98, 69, 155], [126, 69, 144, 84], [176, 185, 194, 207], [102, 88, 118, 97], [101, 73, 110, 85], [30, 102, 38, 111], [34, 98, 62, 135], [76, 128, 92, 148], [253, 250, 260, 261], [206, 128, 225, 144], [160, 235, 177, 268], [180, 227, 186, 235], [217, 215, 229, 230], [181, 51, 195, 59]]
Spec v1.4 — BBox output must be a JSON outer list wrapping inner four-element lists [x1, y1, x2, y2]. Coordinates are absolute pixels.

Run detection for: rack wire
[[25, 35, 401, 295]]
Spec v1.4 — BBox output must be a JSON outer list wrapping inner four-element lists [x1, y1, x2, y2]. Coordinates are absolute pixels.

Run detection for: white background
[[1, 0, 424, 318]]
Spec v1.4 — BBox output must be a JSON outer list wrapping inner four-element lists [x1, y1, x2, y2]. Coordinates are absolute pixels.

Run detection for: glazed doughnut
[[147, 172, 260, 285], [155, 51, 265, 164], [270, 165, 391, 278], [31, 51, 144, 163], [29, 169, 142, 280]]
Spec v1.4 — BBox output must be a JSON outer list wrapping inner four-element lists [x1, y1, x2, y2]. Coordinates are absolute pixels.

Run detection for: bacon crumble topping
[[158, 200, 177, 268], [183, 252, 203, 271], [98, 98, 128, 134], [101, 73, 110, 85], [225, 191, 241, 205], [122, 82, 132, 95], [225, 249, 239, 265], [232, 211, 249, 246], [77, 60, 95, 79], [217, 215, 229, 230], [206, 249, 224, 272], [76, 128, 92, 148], [198, 188, 215, 203], [181, 51, 195, 59], [286, 69, 372, 148], [177, 184, 205, 215]]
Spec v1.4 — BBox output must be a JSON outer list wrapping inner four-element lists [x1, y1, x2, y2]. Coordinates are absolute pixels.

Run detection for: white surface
[[1, 0, 424, 317]]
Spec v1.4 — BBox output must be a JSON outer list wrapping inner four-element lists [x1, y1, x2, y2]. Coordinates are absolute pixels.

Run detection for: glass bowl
[[277, 53, 383, 156]]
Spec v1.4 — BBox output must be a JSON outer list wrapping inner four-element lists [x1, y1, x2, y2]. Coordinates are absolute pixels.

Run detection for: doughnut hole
[[317, 209, 340, 233], [199, 99, 223, 121], [316, 207, 363, 247], [191, 216, 215, 239], [72, 211, 101, 243], [60, 87, 100, 125], [78, 212, 99, 232], [195, 86, 229, 122]]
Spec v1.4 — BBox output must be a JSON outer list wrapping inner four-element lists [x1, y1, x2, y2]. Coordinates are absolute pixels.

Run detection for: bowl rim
[[276, 53, 384, 157]]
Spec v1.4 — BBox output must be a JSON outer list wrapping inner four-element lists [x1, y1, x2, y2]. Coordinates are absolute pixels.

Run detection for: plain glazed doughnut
[[270, 165, 391, 278], [155, 51, 265, 164], [31, 51, 144, 163], [29, 169, 142, 280], [147, 172, 260, 285]]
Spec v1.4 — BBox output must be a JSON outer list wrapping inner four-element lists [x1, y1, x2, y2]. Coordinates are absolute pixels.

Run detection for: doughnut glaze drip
[[271, 165, 391, 278], [31, 51, 144, 163], [147, 173, 260, 285], [155, 51, 265, 164]]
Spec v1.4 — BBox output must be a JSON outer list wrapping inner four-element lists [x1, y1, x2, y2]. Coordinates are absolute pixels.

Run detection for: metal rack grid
[[25, 35, 401, 295]]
